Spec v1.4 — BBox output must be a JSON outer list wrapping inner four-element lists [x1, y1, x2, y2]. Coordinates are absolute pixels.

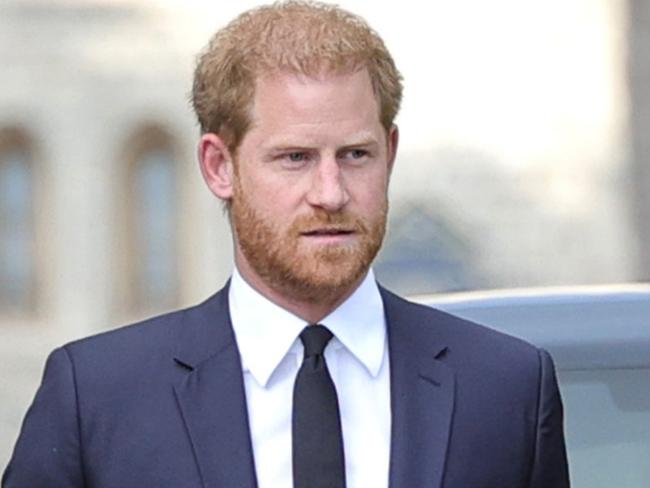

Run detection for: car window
[[561, 369, 650, 487]]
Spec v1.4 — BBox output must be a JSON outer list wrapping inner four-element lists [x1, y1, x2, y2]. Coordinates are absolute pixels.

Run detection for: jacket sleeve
[[528, 348, 571, 487], [2, 347, 86, 488]]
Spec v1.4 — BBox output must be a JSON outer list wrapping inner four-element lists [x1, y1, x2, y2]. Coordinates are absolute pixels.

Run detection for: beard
[[231, 179, 387, 305]]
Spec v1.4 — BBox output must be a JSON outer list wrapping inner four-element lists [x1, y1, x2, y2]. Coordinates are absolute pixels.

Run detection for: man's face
[[231, 69, 397, 304]]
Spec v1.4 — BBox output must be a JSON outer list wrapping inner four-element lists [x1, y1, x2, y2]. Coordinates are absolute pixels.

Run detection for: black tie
[[292, 324, 346, 488]]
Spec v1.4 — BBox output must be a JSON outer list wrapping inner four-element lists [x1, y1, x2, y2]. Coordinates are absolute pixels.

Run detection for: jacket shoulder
[[63, 285, 230, 371], [380, 286, 543, 364]]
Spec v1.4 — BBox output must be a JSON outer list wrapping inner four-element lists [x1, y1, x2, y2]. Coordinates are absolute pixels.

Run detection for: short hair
[[191, 0, 403, 153]]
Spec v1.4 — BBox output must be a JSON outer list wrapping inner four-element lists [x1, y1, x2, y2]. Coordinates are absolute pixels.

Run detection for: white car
[[416, 284, 650, 488]]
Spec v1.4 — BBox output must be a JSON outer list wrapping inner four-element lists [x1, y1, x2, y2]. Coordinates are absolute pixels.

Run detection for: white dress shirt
[[229, 268, 391, 488]]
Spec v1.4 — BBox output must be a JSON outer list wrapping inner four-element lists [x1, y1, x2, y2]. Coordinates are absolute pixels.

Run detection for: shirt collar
[[319, 269, 386, 378], [229, 268, 386, 388]]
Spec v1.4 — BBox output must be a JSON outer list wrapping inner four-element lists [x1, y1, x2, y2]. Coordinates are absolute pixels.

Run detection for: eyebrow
[[341, 136, 380, 148], [262, 133, 381, 152]]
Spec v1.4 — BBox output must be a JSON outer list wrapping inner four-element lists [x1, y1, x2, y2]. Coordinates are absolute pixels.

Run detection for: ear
[[386, 124, 399, 175], [198, 133, 234, 201]]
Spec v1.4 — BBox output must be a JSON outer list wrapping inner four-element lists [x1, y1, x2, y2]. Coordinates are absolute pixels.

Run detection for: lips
[[301, 228, 354, 237]]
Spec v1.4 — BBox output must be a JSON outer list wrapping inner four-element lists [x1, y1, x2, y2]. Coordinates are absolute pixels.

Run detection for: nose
[[306, 157, 350, 212]]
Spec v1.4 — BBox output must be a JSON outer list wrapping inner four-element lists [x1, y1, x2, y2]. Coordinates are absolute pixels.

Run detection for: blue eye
[[341, 149, 369, 162], [287, 152, 306, 162]]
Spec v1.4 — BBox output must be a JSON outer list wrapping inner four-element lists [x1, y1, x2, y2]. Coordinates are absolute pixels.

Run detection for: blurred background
[[0, 0, 647, 474]]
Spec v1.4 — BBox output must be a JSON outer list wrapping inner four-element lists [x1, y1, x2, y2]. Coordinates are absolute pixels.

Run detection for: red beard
[[231, 179, 387, 304]]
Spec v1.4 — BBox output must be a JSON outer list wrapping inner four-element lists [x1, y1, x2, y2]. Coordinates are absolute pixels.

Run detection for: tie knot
[[299, 324, 333, 358]]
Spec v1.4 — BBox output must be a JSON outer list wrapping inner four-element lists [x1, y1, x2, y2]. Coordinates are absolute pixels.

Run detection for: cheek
[[268, 179, 305, 209], [347, 170, 389, 207], [242, 174, 305, 216]]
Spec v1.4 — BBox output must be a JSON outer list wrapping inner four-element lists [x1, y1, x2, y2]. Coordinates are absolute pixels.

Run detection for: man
[[3, 2, 570, 487]]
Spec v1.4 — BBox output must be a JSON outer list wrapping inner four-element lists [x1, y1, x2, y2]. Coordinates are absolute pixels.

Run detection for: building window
[[123, 128, 180, 315], [132, 148, 178, 308], [0, 134, 35, 313]]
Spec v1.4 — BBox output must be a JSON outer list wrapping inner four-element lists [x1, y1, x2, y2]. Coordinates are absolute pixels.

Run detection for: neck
[[234, 257, 366, 324]]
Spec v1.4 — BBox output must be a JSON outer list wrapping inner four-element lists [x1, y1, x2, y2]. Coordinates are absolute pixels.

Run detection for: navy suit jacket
[[3, 284, 569, 487]]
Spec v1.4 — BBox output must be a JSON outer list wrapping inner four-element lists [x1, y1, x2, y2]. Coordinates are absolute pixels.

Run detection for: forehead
[[249, 69, 381, 128]]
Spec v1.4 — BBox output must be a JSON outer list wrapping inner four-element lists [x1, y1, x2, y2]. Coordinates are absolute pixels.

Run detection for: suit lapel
[[382, 288, 455, 488], [169, 282, 454, 488], [173, 284, 258, 488]]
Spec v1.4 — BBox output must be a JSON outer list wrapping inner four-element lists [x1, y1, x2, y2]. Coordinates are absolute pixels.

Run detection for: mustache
[[290, 209, 369, 234]]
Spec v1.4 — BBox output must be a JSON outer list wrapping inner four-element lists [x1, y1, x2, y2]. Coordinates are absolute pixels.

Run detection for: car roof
[[413, 284, 650, 371]]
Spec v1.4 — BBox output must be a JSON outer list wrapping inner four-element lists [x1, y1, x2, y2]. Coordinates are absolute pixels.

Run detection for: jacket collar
[[173, 282, 259, 488], [173, 280, 235, 370], [381, 286, 455, 488]]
